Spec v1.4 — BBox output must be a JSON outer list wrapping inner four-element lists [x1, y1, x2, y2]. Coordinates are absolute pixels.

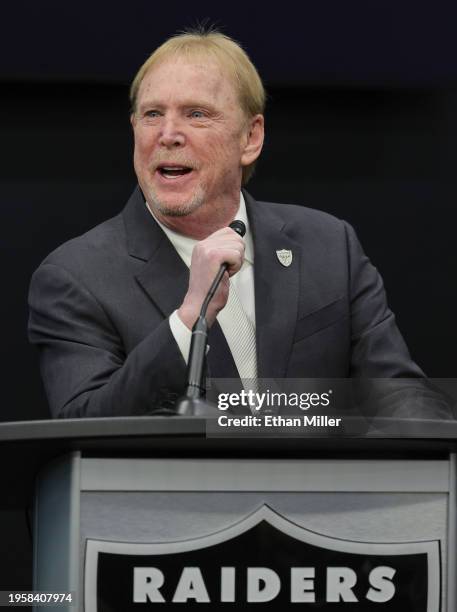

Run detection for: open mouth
[[157, 165, 193, 179]]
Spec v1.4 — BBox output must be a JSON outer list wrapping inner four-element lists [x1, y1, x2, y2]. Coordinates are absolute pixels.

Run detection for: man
[[28, 29, 445, 419]]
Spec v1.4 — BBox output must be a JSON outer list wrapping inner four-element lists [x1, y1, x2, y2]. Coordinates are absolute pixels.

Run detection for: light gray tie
[[218, 280, 258, 392]]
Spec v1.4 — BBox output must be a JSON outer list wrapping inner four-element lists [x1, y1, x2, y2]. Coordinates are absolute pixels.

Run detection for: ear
[[241, 114, 264, 167], [130, 113, 137, 128]]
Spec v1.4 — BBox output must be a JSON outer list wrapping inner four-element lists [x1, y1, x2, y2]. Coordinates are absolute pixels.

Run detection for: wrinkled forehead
[[137, 53, 242, 109]]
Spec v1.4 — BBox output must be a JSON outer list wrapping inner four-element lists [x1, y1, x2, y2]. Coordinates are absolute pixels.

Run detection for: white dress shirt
[[146, 193, 255, 362]]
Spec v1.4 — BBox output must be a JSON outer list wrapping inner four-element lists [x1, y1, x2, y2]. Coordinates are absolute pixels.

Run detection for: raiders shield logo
[[276, 249, 293, 267], [84, 505, 440, 611]]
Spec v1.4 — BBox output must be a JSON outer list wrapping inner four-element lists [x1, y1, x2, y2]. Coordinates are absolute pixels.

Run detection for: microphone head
[[229, 219, 246, 237]]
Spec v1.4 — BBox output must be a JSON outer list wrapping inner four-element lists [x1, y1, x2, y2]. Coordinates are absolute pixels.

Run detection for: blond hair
[[130, 28, 265, 184]]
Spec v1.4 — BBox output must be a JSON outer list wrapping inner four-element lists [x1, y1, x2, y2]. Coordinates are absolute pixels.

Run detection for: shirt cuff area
[[169, 310, 192, 363]]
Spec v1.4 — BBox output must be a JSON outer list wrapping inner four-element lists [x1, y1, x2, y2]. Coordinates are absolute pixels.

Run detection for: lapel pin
[[276, 249, 293, 267]]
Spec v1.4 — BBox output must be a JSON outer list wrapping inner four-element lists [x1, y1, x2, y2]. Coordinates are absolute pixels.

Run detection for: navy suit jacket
[[29, 187, 438, 419]]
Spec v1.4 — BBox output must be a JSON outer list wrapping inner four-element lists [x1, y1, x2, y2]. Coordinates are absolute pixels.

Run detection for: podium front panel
[[35, 454, 456, 612]]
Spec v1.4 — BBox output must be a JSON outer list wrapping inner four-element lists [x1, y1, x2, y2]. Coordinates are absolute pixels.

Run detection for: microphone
[[176, 220, 246, 414], [229, 219, 246, 237], [200, 220, 246, 313]]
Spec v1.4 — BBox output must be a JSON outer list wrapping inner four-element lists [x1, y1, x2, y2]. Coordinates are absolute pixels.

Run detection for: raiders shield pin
[[276, 249, 293, 267]]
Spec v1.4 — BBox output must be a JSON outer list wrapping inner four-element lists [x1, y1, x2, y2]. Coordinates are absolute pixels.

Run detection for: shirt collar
[[145, 193, 254, 268]]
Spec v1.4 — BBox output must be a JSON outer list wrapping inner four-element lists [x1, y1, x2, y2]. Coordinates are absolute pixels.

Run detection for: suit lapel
[[122, 186, 239, 379], [123, 187, 189, 316], [245, 190, 301, 379]]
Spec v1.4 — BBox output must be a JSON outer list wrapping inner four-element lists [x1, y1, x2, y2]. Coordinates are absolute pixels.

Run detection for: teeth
[[158, 166, 192, 179]]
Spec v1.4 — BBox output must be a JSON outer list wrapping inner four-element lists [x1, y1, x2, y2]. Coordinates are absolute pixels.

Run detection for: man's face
[[131, 56, 263, 232]]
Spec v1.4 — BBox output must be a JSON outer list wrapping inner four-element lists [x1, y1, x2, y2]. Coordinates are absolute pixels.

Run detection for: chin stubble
[[148, 186, 206, 217]]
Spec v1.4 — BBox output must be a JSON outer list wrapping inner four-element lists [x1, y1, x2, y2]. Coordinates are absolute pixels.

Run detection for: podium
[[1, 417, 457, 611]]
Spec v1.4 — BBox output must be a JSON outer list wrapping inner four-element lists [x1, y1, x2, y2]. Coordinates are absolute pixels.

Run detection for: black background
[[0, 0, 456, 592]]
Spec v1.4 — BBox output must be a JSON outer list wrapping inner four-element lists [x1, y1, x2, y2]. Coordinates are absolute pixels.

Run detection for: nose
[[159, 115, 185, 148]]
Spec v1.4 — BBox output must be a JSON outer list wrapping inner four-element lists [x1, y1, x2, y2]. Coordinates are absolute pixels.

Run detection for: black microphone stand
[[176, 220, 246, 416]]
